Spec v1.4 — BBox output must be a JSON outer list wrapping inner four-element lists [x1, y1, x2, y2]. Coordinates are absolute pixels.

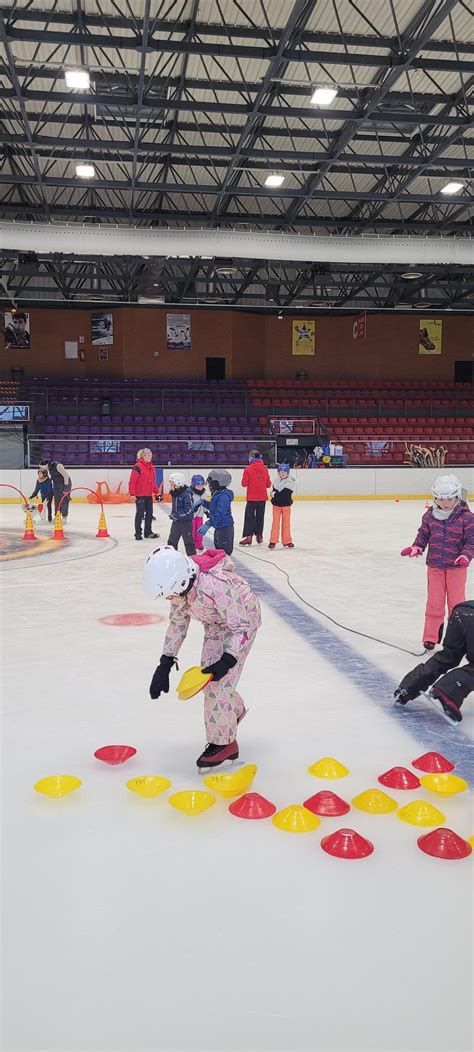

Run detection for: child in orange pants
[[401, 474, 473, 649], [269, 464, 295, 549]]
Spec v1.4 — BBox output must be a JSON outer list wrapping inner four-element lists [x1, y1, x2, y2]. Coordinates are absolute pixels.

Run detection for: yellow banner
[[419, 318, 442, 355], [292, 320, 315, 356]]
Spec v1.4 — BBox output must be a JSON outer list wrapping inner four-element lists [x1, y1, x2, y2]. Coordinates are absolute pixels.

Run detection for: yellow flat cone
[[168, 790, 215, 815], [352, 788, 397, 814], [308, 757, 349, 779], [419, 773, 468, 798], [126, 775, 171, 798], [272, 805, 320, 833], [34, 775, 81, 798], [397, 799, 445, 827], [468, 836, 474, 848], [177, 666, 214, 701], [203, 764, 257, 798]]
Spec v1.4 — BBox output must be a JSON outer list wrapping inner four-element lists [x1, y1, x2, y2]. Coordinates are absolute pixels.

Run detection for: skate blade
[[422, 692, 460, 727], [197, 759, 243, 776]]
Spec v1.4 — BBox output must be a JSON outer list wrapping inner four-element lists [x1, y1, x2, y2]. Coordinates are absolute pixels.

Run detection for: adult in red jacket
[[128, 447, 159, 540], [239, 450, 271, 545]]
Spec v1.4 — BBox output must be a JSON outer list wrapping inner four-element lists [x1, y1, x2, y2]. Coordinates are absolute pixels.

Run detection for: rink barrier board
[[1, 493, 474, 504]]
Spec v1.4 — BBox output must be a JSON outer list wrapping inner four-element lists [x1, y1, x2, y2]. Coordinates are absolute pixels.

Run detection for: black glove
[[394, 687, 414, 705], [150, 655, 178, 699], [202, 653, 237, 682]]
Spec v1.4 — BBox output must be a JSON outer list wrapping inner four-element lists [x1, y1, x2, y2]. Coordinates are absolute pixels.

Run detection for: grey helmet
[[207, 468, 232, 489]]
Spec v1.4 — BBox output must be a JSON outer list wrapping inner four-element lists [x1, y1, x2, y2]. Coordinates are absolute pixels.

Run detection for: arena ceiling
[[0, 0, 473, 312]]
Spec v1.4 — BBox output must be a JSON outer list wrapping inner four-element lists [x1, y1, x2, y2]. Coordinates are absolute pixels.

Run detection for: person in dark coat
[[198, 469, 235, 555], [39, 459, 72, 523], [239, 450, 271, 545], [29, 468, 54, 522], [395, 601, 474, 725], [167, 472, 196, 555]]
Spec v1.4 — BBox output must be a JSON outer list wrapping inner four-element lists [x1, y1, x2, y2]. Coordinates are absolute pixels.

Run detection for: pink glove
[[454, 555, 469, 567], [400, 546, 423, 557]]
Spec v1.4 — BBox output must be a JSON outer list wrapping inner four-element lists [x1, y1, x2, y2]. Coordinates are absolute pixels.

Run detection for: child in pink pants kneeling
[[401, 474, 474, 649]]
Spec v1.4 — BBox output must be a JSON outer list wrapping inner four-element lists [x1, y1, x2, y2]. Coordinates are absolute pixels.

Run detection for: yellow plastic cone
[[419, 773, 468, 798], [468, 836, 474, 848], [272, 804, 320, 833], [168, 790, 215, 815], [203, 764, 257, 798], [352, 788, 398, 814], [22, 508, 36, 541], [52, 510, 65, 539], [177, 666, 214, 700], [96, 508, 110, 538], [126, 775, 171, 798], [34, 775, 81, 798], [308, 757, 349, 779], [397, 799, 445, 827]]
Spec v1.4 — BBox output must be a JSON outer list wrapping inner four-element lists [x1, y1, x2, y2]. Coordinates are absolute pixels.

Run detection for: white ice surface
[[1, 501, 473, 1052]]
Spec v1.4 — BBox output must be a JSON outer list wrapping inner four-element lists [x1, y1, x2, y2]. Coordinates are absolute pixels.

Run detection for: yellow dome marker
[[272, 805, 321, 833], [34, 775, 81, 799], [126, 776, 171, 798], [307, 757, 349, 779], [419, 773, 468, 798], [352, 788, 398, 814], [397, 799, 445, 827], [467, 836, 474, 848], [203, 764, 257, 798], [176, 666, 214, 701], [168, 790, 215, 815]]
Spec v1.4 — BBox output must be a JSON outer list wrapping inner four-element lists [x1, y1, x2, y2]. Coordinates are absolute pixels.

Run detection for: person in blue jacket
[[167, 472, 196, 555], [29, 467, 54, 522], [198, 469, 235, 554]]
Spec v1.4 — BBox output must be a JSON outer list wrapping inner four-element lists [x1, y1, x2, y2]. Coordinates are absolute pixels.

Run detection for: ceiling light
[[75, 164, 95, 179], [214, 259, 238, 274], [264, 173, 285, 188], [401, 271, 423, 280], [65, 69, 90, 90], [440, 181, 464, 195], [310, 87, 338, 106]]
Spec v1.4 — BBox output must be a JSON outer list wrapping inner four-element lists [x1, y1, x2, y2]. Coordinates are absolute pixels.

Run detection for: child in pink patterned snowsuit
[[161, 549, 261, 765]]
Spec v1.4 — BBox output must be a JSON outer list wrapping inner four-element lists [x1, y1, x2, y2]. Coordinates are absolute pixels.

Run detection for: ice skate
[[422, 690, 462, 725], [239, 536, 252, 546], [256, 534, 263, 544], [196, 740, 240, 773]]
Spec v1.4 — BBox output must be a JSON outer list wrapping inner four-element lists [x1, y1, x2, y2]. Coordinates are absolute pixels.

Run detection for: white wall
[[1, 466, 473, 501]]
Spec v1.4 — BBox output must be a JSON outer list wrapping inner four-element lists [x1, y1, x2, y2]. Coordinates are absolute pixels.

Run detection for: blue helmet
[[191, 474, 205, 486], [278, 463, 290, 474]]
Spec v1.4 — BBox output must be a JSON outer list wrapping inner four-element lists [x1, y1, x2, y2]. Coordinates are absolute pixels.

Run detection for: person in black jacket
[[167, 472, 196, 555], [268, 463, 296, 549], [394, 600, 474, 724], [29, 468, 54, 522], [39, 459, 72, 523]]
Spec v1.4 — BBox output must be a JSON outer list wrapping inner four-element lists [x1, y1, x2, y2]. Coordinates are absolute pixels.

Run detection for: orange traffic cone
[[22, 508, 36, 541], [96, 509, 110, 538], [52, 510, 65, 540]]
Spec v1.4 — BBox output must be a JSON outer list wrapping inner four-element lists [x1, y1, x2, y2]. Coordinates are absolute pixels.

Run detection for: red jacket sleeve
[[241, 467, 249, 488], [129, 465, 140, 496], [264, 469, 271, 488]]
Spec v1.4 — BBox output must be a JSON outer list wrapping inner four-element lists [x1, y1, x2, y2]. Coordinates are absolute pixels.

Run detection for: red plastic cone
[[320, 828, 374, 860], [94, 745, 137, 765], [228, 793, 276, 820], [22, 508, 36, 541], [412, 752, 454, 773], [52, 510, 65, 540], [417, 828, 472, 860], [96, 508, 110, 538], [378, 766, 420, 790], [303, 791, 350, 817]]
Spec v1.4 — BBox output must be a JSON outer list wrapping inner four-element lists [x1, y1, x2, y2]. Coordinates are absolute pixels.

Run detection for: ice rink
[[1, 499, 473, 1052]]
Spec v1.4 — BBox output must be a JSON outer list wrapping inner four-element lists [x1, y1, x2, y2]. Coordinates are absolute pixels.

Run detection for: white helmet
[[432, 474, 462, 500], [168, 471, 186, 487], [143, 545, 195, 599]]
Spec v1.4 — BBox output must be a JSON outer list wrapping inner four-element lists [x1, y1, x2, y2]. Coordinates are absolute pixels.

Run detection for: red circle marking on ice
[[99, 612, 165, 626]]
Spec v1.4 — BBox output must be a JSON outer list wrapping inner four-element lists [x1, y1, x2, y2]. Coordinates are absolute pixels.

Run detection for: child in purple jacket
[[401, 474, 474, 650]]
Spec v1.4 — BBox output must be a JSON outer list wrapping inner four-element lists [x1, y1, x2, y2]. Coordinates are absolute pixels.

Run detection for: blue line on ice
[[235, 555, 474, 783]]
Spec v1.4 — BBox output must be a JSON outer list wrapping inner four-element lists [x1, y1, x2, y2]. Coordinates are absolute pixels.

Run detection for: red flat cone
[[412, 752, 454, 773], [228, 793, 276, 820], [303, 791, 350, 817], [320, 828, 374, 860], [378, 766, 420, 790], [417, 828, 472, 860], [94, 745, 137, 765]]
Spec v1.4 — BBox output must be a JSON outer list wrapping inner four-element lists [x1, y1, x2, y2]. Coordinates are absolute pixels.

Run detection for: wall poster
[[166, 313, 191, 350], [292, 320, 315, 356], [419, 318, 442, 355], [4, 311, 30, 349], [91, 311, 114, 345]]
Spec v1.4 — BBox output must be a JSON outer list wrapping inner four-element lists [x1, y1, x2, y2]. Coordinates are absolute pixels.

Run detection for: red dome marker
[[378, 766, 420, 790], [303, 791, 350, 817], [228, 793, 276, 820], [417, 828, 472, 860], [320, 828, 374, 860], [94, 745, 137, 765], [412, 752, 454, 773]]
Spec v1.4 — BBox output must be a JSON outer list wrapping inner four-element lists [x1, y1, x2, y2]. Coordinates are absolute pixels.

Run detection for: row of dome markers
[[34, 749, 473, 861]]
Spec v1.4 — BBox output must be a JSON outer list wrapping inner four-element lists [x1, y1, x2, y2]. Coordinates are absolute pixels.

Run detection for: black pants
[[54, 485, 70, 520], [168, 519, 196, 555], [397, 602, 474, 710], [214, 525, 234, 555], [243, 501, 265, 538], [45, 497, 53, 522], [135, 496, 153, 538]]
